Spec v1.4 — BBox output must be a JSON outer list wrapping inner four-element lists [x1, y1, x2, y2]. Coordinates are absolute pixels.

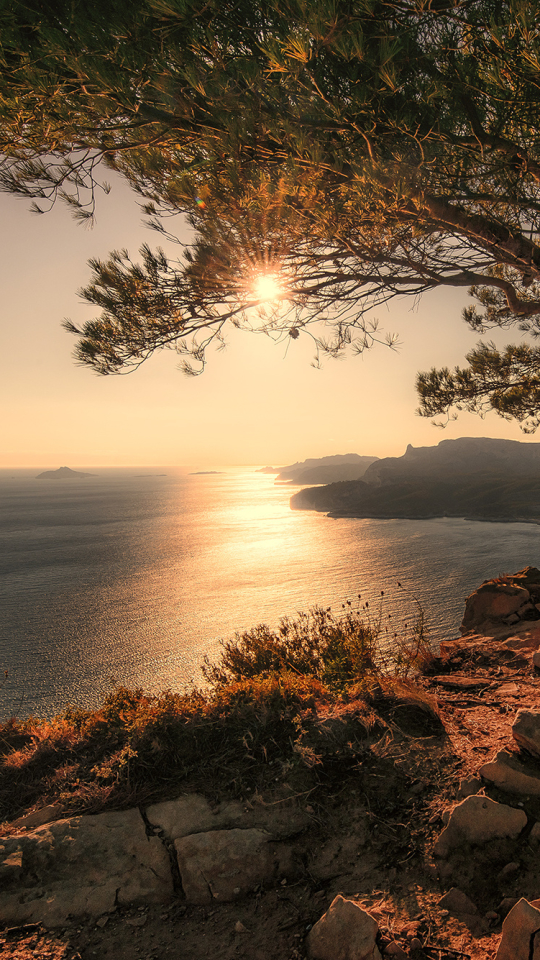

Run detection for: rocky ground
[[4, 570, 540, 960]]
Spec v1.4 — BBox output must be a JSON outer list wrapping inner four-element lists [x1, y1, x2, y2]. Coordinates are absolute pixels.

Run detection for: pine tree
[[3, 1, 540, 427]]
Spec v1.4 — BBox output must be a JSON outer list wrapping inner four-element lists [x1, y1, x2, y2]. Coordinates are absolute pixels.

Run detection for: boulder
[[306, 895, 382, 960], [433, 795, 527, 858], [496, 898, 540, 960], [513, 709, 540, 758], [174, 827, 288, 903], [480, 749, 540, 796], [0, 809, 173, 927], [461, 581, 532, 634]]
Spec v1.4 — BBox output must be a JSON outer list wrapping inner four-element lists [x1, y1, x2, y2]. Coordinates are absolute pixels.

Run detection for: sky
[[1, 175, 536, 469]]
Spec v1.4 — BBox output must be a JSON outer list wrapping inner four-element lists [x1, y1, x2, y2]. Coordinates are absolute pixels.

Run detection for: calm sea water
[[1, 466, 539, 718]]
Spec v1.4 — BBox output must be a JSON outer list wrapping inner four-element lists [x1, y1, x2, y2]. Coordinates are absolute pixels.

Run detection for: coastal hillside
[[273, 453, 379, 485], [290, 437, 540, 520]]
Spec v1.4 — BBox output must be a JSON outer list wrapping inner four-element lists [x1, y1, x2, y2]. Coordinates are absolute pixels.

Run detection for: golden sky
[[0, 178, 534, 469]]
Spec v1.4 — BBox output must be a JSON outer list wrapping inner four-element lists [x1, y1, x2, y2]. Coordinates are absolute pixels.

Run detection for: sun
[[253, 273, 282, 302]]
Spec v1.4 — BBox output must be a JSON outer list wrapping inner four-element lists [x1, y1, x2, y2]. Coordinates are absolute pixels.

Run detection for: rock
[[10, 804, 63, 830], [513, 709, 540, 758], [306, 895, 382, 960], [530, 822, 540, 842], [437, 888, 478, 915], [456, 776, 483, 801], [175, 828, 284, 903], [433, 795, 527, 858], [0, 809, 173, 927], [533, 651, 540, 670], [496, 898, 540, 960], [146, 792, 308, 841], [234, 921, 248, 933], [383, 943, 407, 959], [461, 581, 532, 634], [146, 794, 244, 839], [126, 915, 147, 927], [480, 748, 540, 796]]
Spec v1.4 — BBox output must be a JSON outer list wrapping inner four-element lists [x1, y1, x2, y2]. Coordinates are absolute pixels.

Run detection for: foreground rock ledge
[[0, 809, 172, 927]]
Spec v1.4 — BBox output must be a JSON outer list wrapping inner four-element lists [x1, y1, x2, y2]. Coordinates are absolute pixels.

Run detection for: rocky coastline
[[5, 568, 540, 959]]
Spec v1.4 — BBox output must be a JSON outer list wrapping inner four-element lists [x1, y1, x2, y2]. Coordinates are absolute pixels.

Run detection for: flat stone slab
[[175, 827, 282, 903], [433, 795, 527, 858], [146, 793, 244, 839], [480, 749, 540, 796], [0, 809, 173, 927], [146, 792, 309, 841]]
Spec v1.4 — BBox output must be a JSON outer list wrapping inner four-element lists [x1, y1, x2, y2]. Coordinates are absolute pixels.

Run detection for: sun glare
[[253, 273, 282, 302]]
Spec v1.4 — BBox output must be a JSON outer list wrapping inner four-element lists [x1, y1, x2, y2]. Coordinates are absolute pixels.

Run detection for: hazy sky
[[1, 176, 535, 469]]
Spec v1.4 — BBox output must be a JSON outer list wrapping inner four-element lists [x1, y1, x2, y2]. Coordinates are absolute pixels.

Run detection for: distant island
[[189, 471, 224, 475], [36, 466, 96, 480], [290, 437, 540, 522]]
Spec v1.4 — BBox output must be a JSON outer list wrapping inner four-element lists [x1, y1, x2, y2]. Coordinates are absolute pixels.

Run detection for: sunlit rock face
[[461, 566, 540, 635]]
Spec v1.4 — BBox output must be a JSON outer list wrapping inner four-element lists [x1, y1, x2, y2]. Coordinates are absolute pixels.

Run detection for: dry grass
[[0, 601, 439, 826]]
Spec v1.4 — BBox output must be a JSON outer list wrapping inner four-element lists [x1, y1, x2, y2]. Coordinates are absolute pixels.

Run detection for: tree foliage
[[3, 0, 540, 425]]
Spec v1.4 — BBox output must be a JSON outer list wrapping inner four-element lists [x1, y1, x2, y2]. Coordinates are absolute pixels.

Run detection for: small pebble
[[409, 938, 422, 950], [234, 921, 248, 933]]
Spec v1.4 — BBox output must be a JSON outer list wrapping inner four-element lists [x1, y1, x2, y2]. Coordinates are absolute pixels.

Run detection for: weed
[[0, 591, 435, 825]]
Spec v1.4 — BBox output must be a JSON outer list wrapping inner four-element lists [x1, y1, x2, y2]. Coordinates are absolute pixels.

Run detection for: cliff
[[291, 437, 540, 521]]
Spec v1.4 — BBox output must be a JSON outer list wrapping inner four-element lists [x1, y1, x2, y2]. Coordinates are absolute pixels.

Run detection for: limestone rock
[[175, 827, 283, 903], [146, 792, 308, 841], [433, 795, 527, 858], [461, 581, 532, 634], [496, 898, 540, 960], [146, 793, 244, 839], [513, 709, 540, 758], [0, 809, 173, 927], [480, 748, 540, 796], [307, 895, 382, 960], [437, 888, 478, 915]]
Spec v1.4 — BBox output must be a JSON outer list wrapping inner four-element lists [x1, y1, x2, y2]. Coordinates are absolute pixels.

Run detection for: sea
[[1, 466, 539, 719]]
